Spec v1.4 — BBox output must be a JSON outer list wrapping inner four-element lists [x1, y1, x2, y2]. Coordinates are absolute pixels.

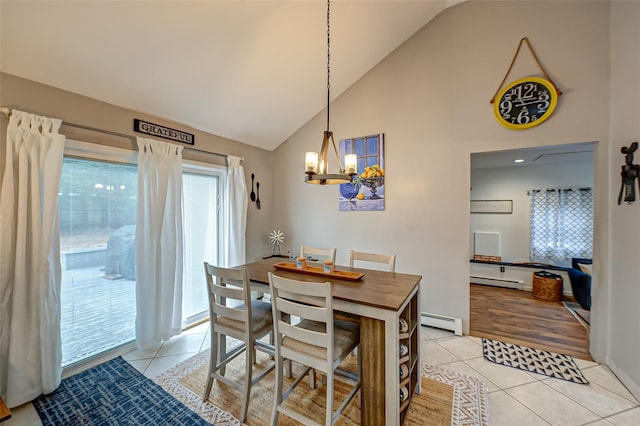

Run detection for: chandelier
[[304, 0, 357, 185]]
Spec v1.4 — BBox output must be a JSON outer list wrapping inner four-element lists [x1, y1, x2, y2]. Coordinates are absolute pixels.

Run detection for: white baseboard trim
[[421, 312, 463, 336], [606, 355, 640, 402]]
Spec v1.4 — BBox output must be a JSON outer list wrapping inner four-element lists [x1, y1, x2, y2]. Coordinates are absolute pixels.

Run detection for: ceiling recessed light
[[514, 159, 525, 163]]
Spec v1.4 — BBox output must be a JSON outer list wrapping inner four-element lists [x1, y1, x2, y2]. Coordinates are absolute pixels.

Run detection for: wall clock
[[494, 76, 558, 130]]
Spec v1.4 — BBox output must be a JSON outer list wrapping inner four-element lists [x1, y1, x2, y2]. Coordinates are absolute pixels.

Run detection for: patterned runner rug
[[32, 356, 209, 425], [155, 349, 490, 426], [482, 337, 589, 384]]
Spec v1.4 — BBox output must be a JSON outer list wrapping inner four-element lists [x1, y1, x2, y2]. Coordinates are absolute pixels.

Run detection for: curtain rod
[[1, 106, 242, 161]]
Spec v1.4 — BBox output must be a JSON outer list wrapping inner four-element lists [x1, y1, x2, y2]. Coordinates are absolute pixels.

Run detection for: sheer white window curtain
[[224, 155, 248, 267], [529, 188, 594, 262], [0, 110, 65, 407], [135, 137, 185, 350]]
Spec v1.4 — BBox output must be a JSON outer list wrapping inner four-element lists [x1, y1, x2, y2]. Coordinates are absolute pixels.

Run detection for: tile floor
[[7, 324, 640, 425]]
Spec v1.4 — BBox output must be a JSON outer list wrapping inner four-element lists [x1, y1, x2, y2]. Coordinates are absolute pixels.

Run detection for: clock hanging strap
[[490, 37, 562, 104]]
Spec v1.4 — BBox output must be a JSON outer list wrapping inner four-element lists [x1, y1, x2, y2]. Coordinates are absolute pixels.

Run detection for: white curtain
[[530, 188, 594, 262], [0, 110, 65, 407], [224, 155, 248, 267], [135, 137, 184, 350]]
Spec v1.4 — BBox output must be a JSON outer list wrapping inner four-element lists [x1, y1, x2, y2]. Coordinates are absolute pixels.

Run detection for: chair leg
[[270, 331, 275, 360], [270, 354, 283, 426], [240, 339, 253, 423], [281, 313, 292, 376], [309, 368, 316, 390], [326, 369, 334, 426], [203, 329, 218, 401], [219, 333, 227, 376]]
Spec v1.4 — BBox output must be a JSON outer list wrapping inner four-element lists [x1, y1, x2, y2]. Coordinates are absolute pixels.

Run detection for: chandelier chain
[[326, 0, 331, 131]]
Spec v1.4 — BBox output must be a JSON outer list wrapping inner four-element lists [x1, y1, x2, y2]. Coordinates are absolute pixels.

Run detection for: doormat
[[33, 356, 209, 425], [482, 337, 589, 384]]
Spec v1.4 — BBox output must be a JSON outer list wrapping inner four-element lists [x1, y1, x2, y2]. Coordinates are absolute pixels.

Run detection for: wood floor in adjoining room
[[469, 283, 592, 361]]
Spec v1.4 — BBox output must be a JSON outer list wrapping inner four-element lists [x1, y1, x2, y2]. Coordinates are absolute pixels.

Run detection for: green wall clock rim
[[494, 76, 558, 130]]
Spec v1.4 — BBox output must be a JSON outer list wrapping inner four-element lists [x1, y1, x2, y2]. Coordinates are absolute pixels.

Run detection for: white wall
[[470, 158, 594, 263], [273, 0, 612, 364], [607, 0, 640, 399]]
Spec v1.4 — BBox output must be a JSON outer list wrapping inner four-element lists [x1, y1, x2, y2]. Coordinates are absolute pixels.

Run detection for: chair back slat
[[272, 276, 330, 299], [276, 297, 327, 323], [278, 321, 329, 349], [213, 303, 246, 323], [300, 245, 337, 263], [349, 250, 396, 272], [211, 282, 244, 301]]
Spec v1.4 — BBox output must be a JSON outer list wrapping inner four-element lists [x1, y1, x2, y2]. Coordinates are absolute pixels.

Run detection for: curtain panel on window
[[224, 155, 248, 267], [135, 137, 184, 350], [0, 110, 65, 407], [529, 188, 593, 262]]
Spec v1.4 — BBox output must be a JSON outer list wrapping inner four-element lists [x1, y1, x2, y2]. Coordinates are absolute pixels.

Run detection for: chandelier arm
[[319, 131, 330, 174], [329, 132, 344, 173]]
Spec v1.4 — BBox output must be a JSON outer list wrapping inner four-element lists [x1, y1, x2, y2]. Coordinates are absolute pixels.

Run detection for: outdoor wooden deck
[[61, 267, 135, 366]]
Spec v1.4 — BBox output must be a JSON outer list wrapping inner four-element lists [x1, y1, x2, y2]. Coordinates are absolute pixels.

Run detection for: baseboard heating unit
[[470, 275, 524, 290], [421, 312, 462, 336]]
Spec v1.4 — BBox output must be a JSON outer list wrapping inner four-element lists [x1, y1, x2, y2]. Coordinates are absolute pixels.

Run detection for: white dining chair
[[268, 272, 361, 426], [300, 245, 337, 263], [349, 250, 396, 272], [203, 262, 275, 423]]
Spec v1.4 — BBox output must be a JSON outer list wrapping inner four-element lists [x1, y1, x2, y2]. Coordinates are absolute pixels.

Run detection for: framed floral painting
[[338, 133, 385, 211]]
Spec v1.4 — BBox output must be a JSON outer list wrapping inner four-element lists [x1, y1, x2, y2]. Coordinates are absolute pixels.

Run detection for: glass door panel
[[59, 157, 137, 366], [182, 171, 220, 325]]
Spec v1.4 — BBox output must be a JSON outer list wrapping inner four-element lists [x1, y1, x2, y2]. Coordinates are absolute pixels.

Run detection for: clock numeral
[[499, 99, 513, 115], [536, 92, 550, 112], [523, 83, 537, 99], [514, 108, 531, 125]]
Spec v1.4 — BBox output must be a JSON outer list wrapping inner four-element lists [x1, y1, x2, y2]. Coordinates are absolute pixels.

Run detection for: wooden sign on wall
[[134, 119, 194, 145]]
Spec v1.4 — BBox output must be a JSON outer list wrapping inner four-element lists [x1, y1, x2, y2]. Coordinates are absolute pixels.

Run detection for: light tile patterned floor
[[7, 325, 640, 425]]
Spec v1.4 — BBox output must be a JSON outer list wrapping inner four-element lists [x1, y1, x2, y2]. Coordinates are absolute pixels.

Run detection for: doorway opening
[[468, 142, 595, 359]]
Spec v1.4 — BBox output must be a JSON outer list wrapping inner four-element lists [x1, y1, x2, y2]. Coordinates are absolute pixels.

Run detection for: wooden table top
[[240, 257, 421, 312]]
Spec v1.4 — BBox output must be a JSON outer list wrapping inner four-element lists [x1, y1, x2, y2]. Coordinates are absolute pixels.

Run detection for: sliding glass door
[[59, 143, 224, 366]]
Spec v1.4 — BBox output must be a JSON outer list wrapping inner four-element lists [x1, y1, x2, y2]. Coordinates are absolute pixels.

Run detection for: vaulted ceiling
[[1, 1, 463, 151]]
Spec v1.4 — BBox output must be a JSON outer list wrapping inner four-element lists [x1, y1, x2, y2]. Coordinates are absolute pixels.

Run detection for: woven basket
[[532, 271, 563, 301]]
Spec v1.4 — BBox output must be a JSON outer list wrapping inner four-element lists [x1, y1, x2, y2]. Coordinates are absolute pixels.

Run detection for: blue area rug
[[33, 356, 211, 425]]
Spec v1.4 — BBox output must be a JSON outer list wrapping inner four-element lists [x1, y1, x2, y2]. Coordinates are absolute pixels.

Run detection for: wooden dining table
[[238, 257, 422, 426]]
